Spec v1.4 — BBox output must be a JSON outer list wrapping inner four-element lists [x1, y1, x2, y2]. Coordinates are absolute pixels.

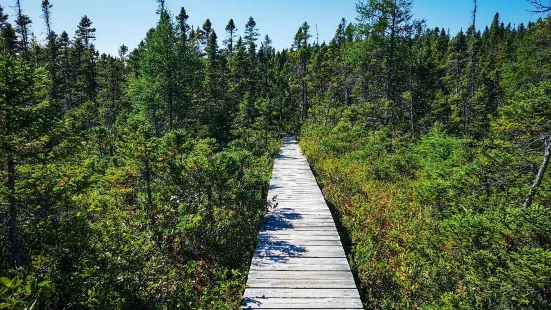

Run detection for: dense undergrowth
[[1, 131, 280, 309], [300, 102, 551, 309]]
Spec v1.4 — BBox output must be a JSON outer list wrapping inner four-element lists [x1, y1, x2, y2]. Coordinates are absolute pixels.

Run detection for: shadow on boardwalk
[[255, 211, 308, 264], [253, 235, 307, 264]]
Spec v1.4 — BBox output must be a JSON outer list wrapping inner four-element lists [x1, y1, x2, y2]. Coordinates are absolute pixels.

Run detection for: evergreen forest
[[1, 0, 550, 309]]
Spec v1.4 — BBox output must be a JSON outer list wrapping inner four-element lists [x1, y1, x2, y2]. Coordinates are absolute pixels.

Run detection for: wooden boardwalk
[[242, 135, 363, 309]]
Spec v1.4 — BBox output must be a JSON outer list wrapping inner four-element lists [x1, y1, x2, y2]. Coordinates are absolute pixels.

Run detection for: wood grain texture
[[243, 134, 362, 309]]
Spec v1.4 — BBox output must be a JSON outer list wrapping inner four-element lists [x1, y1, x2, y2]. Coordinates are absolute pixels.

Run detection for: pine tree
[[205, 30, 218, 61], [14, 0, 32, 59], [356, 0, 415, 102], [156, 0, 166, 14], [293, 27, 304, 49], [297, 22, 312, 120], [202, 19, 212, 46], [332, 18, 348, 47], [0, 5, 8, 30], [119, 44, 128, 63], [345, 23, 354, 43], [76, 16, 96, 49], [204, 31, 229, 142], [132, 9, 195, 135], [0, 54, 48, 268], [41, 0, 61, 117], [244, 17, 259, 59], [58, 31, 73, 110], [224, 19, 237, 57], [466, 0, 478, 133], [1, 24, 18, 55], [176, 7, 190, 46], [259, 34, 273, 97]]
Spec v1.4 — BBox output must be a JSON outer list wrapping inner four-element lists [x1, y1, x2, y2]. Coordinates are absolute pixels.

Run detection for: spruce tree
[[244, 17, 259, 58], [1, 24, 18, 55], [0, 54, 48, 268], [202, 18, 212, 46], [75, 15, 96, 48], [0, 5, 8, 30], [41, 0, 61, 116], [14, 0, 32, 59], [225, 19, 237, 57], [356, 0, 415, 101], [176, 7, 190, 45]]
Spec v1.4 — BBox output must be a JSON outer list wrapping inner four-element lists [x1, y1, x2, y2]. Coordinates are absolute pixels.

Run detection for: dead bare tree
[[524, 135, 551, 208], [528, 0, 551, 13]]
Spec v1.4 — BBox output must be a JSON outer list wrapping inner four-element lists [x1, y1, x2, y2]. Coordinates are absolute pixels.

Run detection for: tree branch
[[523, 135, 551, 208], [528, 0, 551, 13]]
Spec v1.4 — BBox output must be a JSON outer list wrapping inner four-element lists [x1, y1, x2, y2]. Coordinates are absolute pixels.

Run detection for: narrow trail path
[[242, 135, 363, 309]]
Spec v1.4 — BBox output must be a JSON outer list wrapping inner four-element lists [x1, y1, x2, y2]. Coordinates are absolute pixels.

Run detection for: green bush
[[300, 105, 551, 309]]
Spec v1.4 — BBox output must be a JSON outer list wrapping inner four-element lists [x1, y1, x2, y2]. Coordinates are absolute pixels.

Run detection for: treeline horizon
[[1, 0, 551, 309]]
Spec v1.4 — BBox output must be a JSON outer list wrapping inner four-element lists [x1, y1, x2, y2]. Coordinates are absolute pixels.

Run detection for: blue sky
[[3, 0, 542, 55]]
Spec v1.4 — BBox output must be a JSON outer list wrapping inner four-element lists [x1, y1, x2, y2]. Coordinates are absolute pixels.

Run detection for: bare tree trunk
[[168, 62, 174, 132], [524, 136, 551, 208], [466, 0, 477, 131], [279, 99, 284, 131], [229, 28, 234, 57], [6, 94, 23, 268], [410, 96, 415, 135], [386, 0, 397, 102], [7, 152, 23, 268], [144, 156, 154, 215], [407, 60, 416, 136], [301, 52, 308, 121], [62, 42, 73, 111]]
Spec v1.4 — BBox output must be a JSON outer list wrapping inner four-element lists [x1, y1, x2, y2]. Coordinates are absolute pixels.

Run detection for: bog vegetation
[[1, 0, 550, 309]]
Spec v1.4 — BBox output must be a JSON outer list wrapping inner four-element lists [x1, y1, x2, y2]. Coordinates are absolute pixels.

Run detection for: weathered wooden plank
[[241, 297, 363, 309], [258, 234, 342, 241], [261, 228, 339, 233], [249, 264, 352, 272], [264, 216, 335, 222], [262, 222, 337, 226], [268, 205, 331, 209], [250, 264, 351, 272], [266, 214, 334, 219], [259, 231, 341, 236], [262, 222, 336, 226], [251, 257, 351, 266], [245, 288, 360, 298], [247, 270, 355, 279], [263, 219, 336, 223], [254, 246, 346, 258], [258, 240, 344, 246], [246, 279, 357, 289], [243, 308, 362, 310], [267, 210, 333, 214], [267, 216, 335, 220], [261, 225, 337, 231]]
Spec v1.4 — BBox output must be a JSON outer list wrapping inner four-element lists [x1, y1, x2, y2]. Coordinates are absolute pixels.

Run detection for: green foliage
[[0, 272, 51, 309], [413, 126, 478, 213], [0, 5, 280, 309], [301, 103, 551, 309]]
